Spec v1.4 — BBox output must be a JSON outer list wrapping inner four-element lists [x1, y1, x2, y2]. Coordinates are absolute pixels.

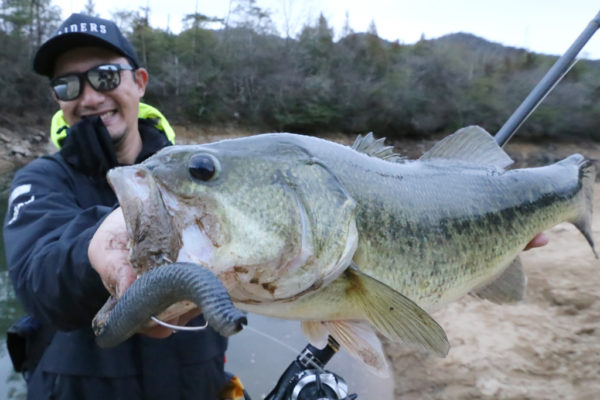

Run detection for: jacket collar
[[59, 118, 172, 177], [50, 103, 176, 149], [135, 118, 172, 163]]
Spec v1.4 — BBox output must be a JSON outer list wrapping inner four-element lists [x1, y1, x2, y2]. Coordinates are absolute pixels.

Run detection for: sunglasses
[[50, 63, 135, 101]]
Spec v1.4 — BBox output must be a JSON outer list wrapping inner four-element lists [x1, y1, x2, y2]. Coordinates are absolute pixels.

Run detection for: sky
[[54, 0, 600, 60]]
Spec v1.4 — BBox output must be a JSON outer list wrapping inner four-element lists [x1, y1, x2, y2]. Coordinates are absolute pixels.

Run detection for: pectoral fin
[[244, 265, 449, 371], [344, 266, 449, 357], [470, 257, 527, 304]]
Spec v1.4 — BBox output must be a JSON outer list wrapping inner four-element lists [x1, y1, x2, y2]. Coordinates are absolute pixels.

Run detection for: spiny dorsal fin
[[352, 132, 405, 162], [470, 257, 526, 304], [419, 126, 513, 168]]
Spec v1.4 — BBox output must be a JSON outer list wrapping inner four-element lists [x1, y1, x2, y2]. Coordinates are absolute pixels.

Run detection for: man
[[4, 13, 239, 399]]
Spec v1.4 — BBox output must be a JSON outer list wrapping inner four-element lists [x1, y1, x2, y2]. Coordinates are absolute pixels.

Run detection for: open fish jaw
[[107, 166, 181, 273]]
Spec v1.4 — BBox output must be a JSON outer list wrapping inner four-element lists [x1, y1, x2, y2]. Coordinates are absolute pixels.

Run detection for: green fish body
[[106, 126, 595, 374]]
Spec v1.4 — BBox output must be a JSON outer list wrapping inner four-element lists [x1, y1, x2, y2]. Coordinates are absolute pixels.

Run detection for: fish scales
[[277, 134, 587, 311]]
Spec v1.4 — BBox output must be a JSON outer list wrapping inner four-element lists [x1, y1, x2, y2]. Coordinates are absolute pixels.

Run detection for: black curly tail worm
[[93, 262, 247, 348]]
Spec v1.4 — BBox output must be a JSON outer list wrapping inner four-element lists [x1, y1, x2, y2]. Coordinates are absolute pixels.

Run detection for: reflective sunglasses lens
[[52, 76, 80, 101], [88, 66, 120, 92]]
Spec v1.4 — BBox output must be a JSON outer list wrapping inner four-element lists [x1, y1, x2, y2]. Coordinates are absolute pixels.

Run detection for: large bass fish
[[96, 126, 596, 375]]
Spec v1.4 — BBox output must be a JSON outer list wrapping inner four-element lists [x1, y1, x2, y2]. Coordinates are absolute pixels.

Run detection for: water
[[0, 185, 394, 399], [227, 316, 395, 399]]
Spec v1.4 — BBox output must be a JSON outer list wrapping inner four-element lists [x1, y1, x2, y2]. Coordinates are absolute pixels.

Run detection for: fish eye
[[188, 154, 219, 181]]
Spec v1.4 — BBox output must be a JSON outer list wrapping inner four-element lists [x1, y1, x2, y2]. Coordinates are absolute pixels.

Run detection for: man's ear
[[134, 68, 149, 96]]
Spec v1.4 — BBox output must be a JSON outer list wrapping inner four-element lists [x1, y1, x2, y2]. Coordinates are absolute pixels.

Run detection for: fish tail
[[565, 155, 597, 258]]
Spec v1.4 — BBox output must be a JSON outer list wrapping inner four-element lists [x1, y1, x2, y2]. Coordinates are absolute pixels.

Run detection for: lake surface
[[0, 186, 393, 399]]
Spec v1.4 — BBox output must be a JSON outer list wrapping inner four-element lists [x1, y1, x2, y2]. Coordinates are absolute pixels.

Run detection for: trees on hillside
[[0, 0, 60, 125], [1, 1, 599, 141]]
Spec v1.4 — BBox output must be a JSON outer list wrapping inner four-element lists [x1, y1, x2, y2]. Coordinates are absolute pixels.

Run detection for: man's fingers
[[89, 207, 136, 297], [524, 232, 549, 250]]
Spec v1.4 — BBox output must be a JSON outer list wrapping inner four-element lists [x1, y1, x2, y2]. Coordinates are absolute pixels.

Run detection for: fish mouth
[[107, 165, 182, 273], [98, 165, 209, 332]]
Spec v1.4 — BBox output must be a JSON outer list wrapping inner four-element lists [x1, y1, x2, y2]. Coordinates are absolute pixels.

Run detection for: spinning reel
[[264, 336, 357, 400]]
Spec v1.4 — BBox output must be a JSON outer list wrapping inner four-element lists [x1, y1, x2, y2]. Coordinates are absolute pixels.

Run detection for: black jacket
[[4, 119, 229, 399]]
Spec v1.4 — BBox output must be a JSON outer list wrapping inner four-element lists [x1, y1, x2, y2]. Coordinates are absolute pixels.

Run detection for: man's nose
[[79, 80, 105, 106]]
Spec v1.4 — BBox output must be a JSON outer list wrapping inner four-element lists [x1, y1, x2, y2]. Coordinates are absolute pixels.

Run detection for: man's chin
[[108, 129, 128, 146]]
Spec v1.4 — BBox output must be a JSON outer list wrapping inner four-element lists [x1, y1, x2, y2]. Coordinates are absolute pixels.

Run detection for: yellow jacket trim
[[49, 103, 176, 149]]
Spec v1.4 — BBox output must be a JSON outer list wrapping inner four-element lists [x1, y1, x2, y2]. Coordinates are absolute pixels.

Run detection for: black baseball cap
[[33, 13, 140, 77]]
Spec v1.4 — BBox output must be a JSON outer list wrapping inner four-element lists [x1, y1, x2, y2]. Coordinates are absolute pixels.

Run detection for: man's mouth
[[99, 110, 117, 124], [82, 110, 117, 124]]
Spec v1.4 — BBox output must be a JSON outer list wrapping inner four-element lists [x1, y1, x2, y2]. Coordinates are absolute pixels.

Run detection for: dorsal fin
[[419, 126, 513, 168], [352, 132, 405, 162]]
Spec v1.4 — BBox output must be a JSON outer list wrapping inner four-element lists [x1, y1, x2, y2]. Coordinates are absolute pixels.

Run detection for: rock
[[10, 144, 30, 157]]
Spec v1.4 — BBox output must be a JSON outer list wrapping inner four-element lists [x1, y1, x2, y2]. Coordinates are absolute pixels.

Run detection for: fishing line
[[244, 324, 303, 357], [150, 315, 325, 371], [243, 325, 335, 374]]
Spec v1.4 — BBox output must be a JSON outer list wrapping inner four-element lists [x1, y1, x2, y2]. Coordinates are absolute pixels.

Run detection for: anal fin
[[470, 257, 527, 304]]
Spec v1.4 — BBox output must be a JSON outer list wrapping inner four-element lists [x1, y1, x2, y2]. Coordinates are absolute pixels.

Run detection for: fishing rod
[[259, 9, 600, 400], [495, 9, 600, 147]]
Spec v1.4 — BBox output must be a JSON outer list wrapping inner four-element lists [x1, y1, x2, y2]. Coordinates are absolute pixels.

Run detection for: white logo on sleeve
[[7, 184, 35, 225]]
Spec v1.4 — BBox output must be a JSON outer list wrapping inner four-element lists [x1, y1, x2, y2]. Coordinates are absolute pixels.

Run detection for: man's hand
[[524, 232, 549, 251], [88, 207, 199, 338], [89, 208, 135, 298]]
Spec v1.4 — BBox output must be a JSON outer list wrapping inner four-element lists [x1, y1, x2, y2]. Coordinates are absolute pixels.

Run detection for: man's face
[[53, 46, 148, 144]]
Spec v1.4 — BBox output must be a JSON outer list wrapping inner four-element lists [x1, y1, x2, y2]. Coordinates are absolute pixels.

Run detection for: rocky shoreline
[[0, 124, 54, 194], [3, 124, 600, 195]]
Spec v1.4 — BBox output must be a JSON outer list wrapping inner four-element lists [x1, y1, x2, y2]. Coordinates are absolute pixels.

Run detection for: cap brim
[[33, 33, 131, 77]]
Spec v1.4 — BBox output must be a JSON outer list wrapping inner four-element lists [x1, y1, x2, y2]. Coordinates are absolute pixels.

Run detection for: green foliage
[[1, 0, 60, 46], [228, 0, 276, 34], [83, 0, 98, 17], [0, 0, 59, 128]]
